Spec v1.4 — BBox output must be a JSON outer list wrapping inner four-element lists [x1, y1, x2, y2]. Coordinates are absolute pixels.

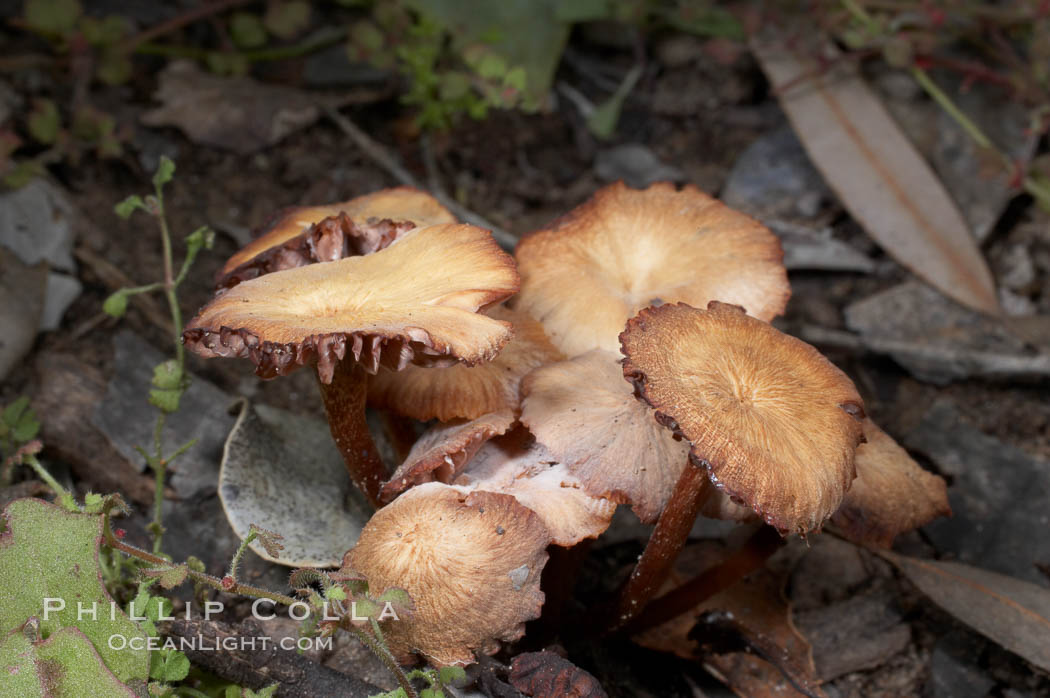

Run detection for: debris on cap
[[520, 349, 691, 524], [343, 482, 550, 666], [184, 222, 520, 383], [620, 301, 866, 536], [380, 409, 516, 502], [369, 305, 563, 421], [831, 420, 951, 547], [514, 181, 790, 356], [453, 429, 617, 546], [219, 187, 455, 283]]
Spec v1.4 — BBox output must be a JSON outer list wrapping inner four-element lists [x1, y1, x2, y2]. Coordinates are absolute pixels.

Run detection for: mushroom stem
[[318, 360, 387, 509], [610, 459, 711, 631], [622, 524, 783, 635]]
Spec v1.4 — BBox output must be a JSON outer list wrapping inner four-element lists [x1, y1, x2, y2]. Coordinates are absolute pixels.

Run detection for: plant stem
[[227, 529, 257, 583], [102, 514, 298, 607], [348, 626, 418, 698], [22, 454, 76, 511], [610, 460, 711, 632]]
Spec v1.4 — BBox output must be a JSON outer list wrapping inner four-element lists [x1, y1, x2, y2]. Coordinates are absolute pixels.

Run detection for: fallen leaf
[[219, 400, 372, 567], [881, 552, 1050, 673], [751, 31, 999, 314], [509, 651, 607, 698]]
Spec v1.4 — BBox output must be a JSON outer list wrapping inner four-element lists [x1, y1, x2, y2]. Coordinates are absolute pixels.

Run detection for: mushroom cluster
[[184, 182, 949, 667]]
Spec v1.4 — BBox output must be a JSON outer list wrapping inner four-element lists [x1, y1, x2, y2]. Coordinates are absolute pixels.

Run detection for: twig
[[74, 246, 175, 336], [323, 106, 517, 250]]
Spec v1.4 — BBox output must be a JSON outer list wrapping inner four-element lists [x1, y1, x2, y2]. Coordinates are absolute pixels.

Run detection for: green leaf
[[476, 53, 507, 79], [503, 66, 527, 92], [0, 498, 150, 683], [325, 585, 346, 601], [3, 160, 46, 189], [249, 684, 279, 698], [148, 387, 182, 414], [79, 14, 132, 45], [587, 65, 642, 139], [230, 12, 268, 49], [420, 689, 442, 698], [376, 587, 414, 616], [24, 0, 82, 35], [264, 1, 311, 39], [83, 492, 104, 513], [27, 99, 60, 145], [438, 665, 466, 685], [143, 564, 189, 590], [2, 397, 30, 428], [206, 51, 251, 76], [150, 649, 190, 682], [186, 225, 216, 255], [0, 626, 137, 696], [114, 194, 145, 219], [97, 48, 133, 85], [370, 689, 409, 698], [151, 360, 183, 391], [152, 156, 175, 189], [102, 290, 129, 318]]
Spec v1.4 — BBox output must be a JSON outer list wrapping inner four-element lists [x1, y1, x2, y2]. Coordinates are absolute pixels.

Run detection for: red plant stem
[[318, 361, 387, 509], [622, 524, 783, 635], [610, 459, 711, 631]]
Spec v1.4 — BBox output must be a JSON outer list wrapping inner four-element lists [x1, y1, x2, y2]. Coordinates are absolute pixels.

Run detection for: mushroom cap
[[453, 428, 617, 546], [831, 420, 950, 547], [184, 223, 520, 382], [369, 306, 564, 421], [620, 301, 866, 535], [520, 349, 691, 524], [220, 187, 456, 278], [343, 482, 549, 666], [381, 409, 516, 502], [514, 181, 790, 356]]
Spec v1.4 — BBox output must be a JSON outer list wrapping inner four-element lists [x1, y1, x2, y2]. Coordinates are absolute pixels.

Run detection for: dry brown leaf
[[751, 32, 999, 314], [882, 552, 1050, 672]]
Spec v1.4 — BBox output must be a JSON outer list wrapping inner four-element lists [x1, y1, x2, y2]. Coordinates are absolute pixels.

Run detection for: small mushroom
[[452, 428, 617, 546], [381, 409, 516, 501], [513, 181, 790, 356], [830, 419, 951, 547], [342, 482, 550, 666], [519, 349, 691, 524], [219, 187, 455, 285], [369, 305, 563, 422], [184, 223, 519, 507]]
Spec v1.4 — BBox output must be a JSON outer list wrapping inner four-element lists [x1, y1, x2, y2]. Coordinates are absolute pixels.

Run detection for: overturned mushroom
[[184, 223, 519, 506], [369, 305, 563, 422], [453, 428, 617, 547], [831, 419, 951, 547], [342, 482, 550, 666], [219, 187, 456, 286], [514, 181, 790, 356]]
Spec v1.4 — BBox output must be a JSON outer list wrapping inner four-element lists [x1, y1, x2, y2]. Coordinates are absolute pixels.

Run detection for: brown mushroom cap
[[184, 223, 519, 382], [620, 301, 866, 535], [220, 187, 456, 279], [520, 349, 691, 524], [381, 409, 516, 502], [831, 420, 951, 547], [369, 306, 564, 421], [343, 482, 549, 666], [514, 182, 790, 356], [453, 428, 617, 546]]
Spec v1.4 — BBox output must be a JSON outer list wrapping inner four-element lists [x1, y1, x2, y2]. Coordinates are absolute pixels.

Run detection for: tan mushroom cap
[[184, 223, 519, 382], [831, 420, 950, 547], [343, 482, 549, 666], [620, 301, 866, 535], [221, 187, 456, 277], [520, 349, 691, 524], [369, 306, 563, 421], [453, 429, 617, 546], [381, 409, 516, 502], [514, 181, 790, 357]]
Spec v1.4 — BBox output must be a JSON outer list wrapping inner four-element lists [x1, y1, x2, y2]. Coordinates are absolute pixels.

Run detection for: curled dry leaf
[[369, 305, 564, 421], [381, 409, 516, 501], [514, 181, 789, 356], [184, 223, 520, 382], [831, 420, 950, 548], [620, 302, 865, 535], [343, 483, 550, 666], [454, 429, 617, 546], [751, 30, 999, 314], [219, 401, 371, 567], [520, 349, 690, 524], [881, 552, 1050, 673], [219, 186, 456, 284], [509, 651, 608, 698]]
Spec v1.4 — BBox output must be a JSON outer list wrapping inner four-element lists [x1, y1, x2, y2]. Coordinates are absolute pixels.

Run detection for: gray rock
[[767, 219, 875, 273], [0, 250, 46, 380], [722, 125, 834, 220], [930, 636, 996, 698], [904, 400, 1050, 583], [40, 272, 82, 331], [0, 178, 76, 271], [594, 143, 685, 189]]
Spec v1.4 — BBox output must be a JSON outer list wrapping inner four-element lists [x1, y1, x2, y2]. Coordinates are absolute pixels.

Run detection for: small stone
[[594, 144, 685, 189], [40, 272, 82, 331]]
